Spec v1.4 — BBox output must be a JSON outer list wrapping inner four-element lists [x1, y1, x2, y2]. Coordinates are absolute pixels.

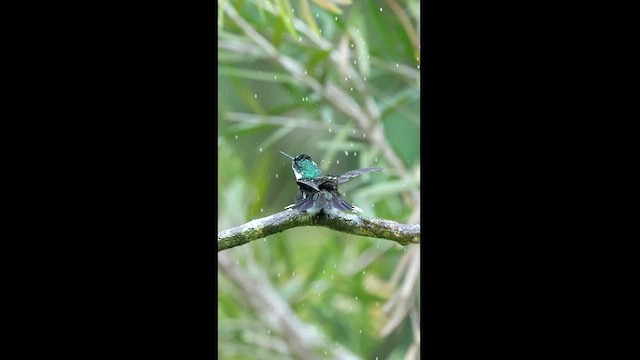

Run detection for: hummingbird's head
[[279, 151, 322, 180]]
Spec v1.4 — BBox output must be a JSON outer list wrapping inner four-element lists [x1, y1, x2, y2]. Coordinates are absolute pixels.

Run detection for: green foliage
[[218, 0, 420, 358]]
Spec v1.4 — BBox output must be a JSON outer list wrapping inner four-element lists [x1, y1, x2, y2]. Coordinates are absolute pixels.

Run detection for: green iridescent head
[[279, 151, 322, 180]]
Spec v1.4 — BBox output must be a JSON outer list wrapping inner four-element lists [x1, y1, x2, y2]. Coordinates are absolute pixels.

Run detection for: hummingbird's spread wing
[[296, 179, 320, 192], [337, 167, 383, 183]]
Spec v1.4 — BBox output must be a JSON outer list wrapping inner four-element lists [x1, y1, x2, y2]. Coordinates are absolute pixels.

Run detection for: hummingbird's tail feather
[[330, 195, 363, 213]]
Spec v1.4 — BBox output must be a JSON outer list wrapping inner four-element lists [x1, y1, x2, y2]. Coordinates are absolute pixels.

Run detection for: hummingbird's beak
[[279, 151, 294, 160]]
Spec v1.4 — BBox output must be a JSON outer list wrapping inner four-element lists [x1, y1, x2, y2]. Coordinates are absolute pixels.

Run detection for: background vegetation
[[218, 0, 420, 358]]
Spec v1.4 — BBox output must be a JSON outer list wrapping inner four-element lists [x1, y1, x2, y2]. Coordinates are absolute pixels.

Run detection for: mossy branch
[[218, 209, 420, 252]]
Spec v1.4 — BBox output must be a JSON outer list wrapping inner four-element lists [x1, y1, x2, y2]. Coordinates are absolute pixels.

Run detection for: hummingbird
[[279, 151, 382, 215]]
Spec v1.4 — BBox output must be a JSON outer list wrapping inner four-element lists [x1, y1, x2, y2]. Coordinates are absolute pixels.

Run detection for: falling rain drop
[[374, 158, 378, 162], [260, 208, 263, 213], [363, 76, 367, 81], [359, 330, 362, 334], [350, 87, 353, 91], [275, 173, 279, 178], [379, 7, 383, 11], [363, 133, 366, 138], [254, 94, 258, 98], [354, 152, 357, 157], [336, 159, 340, 164], [234, 135, 238, 139], [259, 147, 263, 152], [335, 16, 338, 21], [329, 128, 332, 133], [345, 151, 348, 156]]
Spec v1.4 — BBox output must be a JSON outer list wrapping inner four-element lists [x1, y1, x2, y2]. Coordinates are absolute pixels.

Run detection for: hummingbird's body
[[279, 151, 382, 214]]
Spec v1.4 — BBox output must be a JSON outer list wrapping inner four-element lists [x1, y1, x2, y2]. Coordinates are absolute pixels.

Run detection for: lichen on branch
[[218, 209, 420, 252]]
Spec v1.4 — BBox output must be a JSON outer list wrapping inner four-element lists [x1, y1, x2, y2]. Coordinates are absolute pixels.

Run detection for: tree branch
[[218, 209, 420, 252]]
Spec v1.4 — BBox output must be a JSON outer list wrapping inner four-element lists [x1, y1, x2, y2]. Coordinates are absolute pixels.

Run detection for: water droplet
[[274, 75, 278, 79], [260, 208, 263, 213], [316, 13, 319, 18], [254, 93, 258, 98], [304, 70, 307, 75], [277, 273, 281, 277], [359, 330, 362, 334], [275, 173, 279, 178], [234, 135, 238, 139], [354, 152, 357, 157], [336, 159, 340, 164], [350, 87, 353, 91], [259, 147, 263, 152], [335, 16, 338, 21], [350, 43, 354, 48], [379, 7, 383, 11], [363, 76, 367, 81], [329, 128, 332, 133], [363, 133, 366, 138], [362, 270, 366, 275], [355, 296, 358, 300], [353, 60, 357, 65], [374, 158, 378, 162], [298, 36, 302, 42], [344, 77, 348, 81], [417, 65, 421, 69], [345, 150, 348, 156]]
